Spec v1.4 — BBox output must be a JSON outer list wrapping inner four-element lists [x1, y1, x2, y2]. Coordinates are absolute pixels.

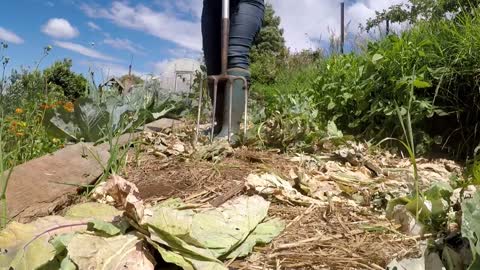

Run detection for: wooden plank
[[4, 143, 109, 223], [3, 118, 184, 223], [144, 118, 184, 132]]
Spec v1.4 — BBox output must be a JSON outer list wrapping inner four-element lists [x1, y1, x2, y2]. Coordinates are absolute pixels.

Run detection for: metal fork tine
[[210, 78, 218, 142], [243, 79, 248, 138], [195, 77, 204, 145], [228, 78, 233, 143]]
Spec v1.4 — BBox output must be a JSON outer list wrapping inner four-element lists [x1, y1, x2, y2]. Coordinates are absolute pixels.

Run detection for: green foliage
[[43, 59, 88, 100], [462, 191, 480, 269], [253, 8, 480, 157], [251, 51, 329, 151], [251, 3, 286, 59], [366, 0, 480, 32], [42, 84, 182, 143]]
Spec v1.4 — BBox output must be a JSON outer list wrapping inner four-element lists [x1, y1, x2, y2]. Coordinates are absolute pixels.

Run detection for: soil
[[124, 147, 421, 270]]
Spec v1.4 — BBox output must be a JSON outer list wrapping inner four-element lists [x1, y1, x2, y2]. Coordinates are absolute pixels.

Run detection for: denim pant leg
[[202, 0, 265, 74], [228, 0, 265, 70], [202, 0, 222, 76], [202, 0, 224, 130]]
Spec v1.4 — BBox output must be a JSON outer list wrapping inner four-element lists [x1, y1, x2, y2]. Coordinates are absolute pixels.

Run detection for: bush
[[252, 8, 480, 158]]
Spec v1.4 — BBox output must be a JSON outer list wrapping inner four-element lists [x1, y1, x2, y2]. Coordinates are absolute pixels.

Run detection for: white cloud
[[87, 21, 101, 31], [103, 38, 145, 55], [85, 61, 146, 78], [269, 0, 408, 51], [53, 41, 117, 61], [80, 0, 406, 55], [0, 27, 24, 44], [81, 2, 201, 51], [154, 0, 202, 19], [168, 48, 201, 60], [45, 1, 54, 7], [42, 18, 79, 39], [153, 59, 172, 74]]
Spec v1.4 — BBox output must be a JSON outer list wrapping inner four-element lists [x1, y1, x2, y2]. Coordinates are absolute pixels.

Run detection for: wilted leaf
[[246, 173, 324, 206], [67, 233, 155, 270], [64, 202, 122, 220], [0, 216, 89, 270], [102, 174, 145, 221], [147, 239, 194, 270], [190, 196, 270, 257], [225, 218, 285, 259], [50, 233, 75, 254], [87, 219, 122, 236], [59, 257, 76, 270], [144, 195, 283, 270]]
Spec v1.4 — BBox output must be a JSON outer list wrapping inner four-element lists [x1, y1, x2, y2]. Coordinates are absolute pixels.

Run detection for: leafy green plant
[[42, 81, 182, 144], [461, 190, 480, 269], [0, 117, 14, 229]]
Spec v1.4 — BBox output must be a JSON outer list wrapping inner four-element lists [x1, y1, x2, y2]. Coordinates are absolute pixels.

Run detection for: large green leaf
[[462, 191, 480, 269], [43, 97, 109, 142], [424, 182, 453, 217]]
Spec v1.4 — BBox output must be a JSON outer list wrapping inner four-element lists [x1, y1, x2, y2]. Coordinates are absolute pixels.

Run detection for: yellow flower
[[15, 108, 23, 114], [63, 102, 74, 113]]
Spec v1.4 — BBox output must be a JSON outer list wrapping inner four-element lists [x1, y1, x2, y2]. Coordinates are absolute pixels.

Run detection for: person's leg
[[228, 0, 265, 70], [202, 0, 225, 135], [216, 0, 265, 139]]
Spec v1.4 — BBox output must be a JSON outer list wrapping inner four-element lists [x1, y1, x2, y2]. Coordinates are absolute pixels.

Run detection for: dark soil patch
[[124, 147, 420, 269], [125, 148, 291, 202]]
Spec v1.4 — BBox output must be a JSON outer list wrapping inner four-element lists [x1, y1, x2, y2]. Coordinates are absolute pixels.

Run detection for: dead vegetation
[[119, 127, 463, 269]]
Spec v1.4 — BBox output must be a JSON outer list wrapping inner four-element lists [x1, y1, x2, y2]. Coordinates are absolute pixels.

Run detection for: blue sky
[[0, 0, 402, 80]]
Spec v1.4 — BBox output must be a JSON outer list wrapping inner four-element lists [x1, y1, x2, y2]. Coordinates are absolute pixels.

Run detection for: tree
[[365, 0, 480, 32], [43, 59, 88, 100], [252, 3, 286, 58]]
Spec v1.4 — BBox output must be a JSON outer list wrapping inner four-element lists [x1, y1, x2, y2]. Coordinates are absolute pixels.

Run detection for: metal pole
[[221, 0, 230, 75], [386, 19, 390, 35], [340, 2, 345, 54], [174, 72, 178, 93]]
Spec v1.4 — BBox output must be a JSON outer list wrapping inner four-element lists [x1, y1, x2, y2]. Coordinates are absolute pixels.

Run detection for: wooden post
[[340, 2, 345, 54]]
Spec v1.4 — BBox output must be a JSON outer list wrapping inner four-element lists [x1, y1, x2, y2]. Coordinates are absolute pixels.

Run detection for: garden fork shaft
[[195, 0, 249, 144]]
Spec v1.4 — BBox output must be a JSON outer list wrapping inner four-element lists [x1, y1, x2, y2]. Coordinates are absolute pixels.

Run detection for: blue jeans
[[201, 0, 265, 75]]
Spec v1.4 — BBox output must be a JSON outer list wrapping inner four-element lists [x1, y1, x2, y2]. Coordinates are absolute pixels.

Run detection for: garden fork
[[195, 0, 249, 144]]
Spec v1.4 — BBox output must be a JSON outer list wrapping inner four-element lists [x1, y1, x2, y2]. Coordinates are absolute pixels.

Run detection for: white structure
[[158, 58, 201, 93]]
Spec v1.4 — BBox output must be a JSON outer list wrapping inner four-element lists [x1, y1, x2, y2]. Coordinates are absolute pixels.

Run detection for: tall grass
[[0, 117, 14, 229]]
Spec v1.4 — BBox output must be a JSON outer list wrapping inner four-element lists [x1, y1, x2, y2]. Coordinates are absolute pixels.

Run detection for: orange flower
[[15, 108, 23, 114], [39, 103, 50, 110], [63, 102, 74, 113]]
